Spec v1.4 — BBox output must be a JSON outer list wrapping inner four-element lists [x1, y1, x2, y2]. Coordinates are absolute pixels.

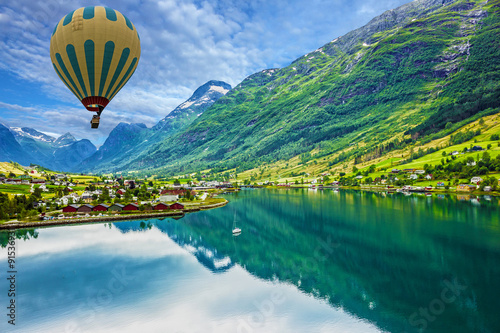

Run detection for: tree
[[352, 166, 358, 173]]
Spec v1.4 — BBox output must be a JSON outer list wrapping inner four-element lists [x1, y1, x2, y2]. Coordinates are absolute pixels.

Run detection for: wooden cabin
[[170, 202, 185, 210], [123, 203, 139, 211], [62, 204, 79, 213], [108, 203, 125, 212], [93, 204, 109, 212], [154, 203, 170, 211], [77, 204, 94, 213]]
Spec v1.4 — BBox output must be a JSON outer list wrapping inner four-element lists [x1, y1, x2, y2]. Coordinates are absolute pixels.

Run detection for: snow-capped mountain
[[77, 80, 231, 172], [1, 125, 96, 171]]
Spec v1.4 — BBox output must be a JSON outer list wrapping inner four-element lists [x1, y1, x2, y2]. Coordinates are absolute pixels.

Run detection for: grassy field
[[0, 184, 31, 195], [0, 162, 25, 176]]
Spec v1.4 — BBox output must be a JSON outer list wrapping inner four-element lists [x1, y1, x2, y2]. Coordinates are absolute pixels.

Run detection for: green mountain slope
[[117, 0, 499, 176]]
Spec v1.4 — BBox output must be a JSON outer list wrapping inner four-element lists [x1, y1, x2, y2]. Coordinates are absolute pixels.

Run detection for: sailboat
[[232, 212, 241, 235]]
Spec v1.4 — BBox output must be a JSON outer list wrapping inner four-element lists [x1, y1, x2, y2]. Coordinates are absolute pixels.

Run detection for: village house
[[123, 203, 139, 211], [409, 174, 418, 180], [5, 178, 22, 184], [81, 192, 93, 203], [108, 203, 124, 212], [457, 184, 476, 192], [154, 202, 170, 210], [437, 182, 445, 187], [93, 204, 109, 212], [470, 176, 483, 184], [78, 204, 94, 213], [62, 204, 79, 213], [159, 194, 179, 202], [31, 179, 46, 184], [425, 174, 433, 180], [116, 189, 126, 196], [170, 202, 185, 210]]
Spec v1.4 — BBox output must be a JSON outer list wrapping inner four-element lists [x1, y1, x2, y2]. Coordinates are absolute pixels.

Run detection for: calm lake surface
[[1, 189, 500, 333]]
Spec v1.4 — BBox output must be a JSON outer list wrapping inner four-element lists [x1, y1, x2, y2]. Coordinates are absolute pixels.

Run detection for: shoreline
[[0, 199, 228, 231], [263, 185, 499, 196]]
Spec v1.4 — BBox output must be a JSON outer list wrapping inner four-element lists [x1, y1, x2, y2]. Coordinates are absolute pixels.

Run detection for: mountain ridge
[[110, 0, 499, 176], [76, 80, 231, 172]]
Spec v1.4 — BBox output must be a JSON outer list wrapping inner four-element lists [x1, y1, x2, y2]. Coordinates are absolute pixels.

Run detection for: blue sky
[[0, 0, 411, 145]]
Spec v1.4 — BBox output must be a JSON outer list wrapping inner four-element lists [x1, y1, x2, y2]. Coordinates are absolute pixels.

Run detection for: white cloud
[[0, 101, 36, 112]]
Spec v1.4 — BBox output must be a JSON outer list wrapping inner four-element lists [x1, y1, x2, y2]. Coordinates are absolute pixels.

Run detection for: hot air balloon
[[50, 6, 140, 128]]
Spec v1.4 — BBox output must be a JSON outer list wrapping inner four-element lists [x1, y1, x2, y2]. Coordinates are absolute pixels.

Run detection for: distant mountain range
[[0, 124, 96, 171], [2, 0, 500, 176], [0, 80, 231, 173]]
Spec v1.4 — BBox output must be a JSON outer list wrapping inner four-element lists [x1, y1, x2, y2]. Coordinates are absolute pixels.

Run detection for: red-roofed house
[[123, 203, 139, 211], [170, 202, 184, 210], [154, 203, 170, 211]]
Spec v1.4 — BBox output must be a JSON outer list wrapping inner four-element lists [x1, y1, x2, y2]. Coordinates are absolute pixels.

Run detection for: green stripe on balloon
[[83, 7, 95, 19], [109, 57, 137, 100], [52, 63, 80, 99], [52, 22, 58, 36], [55, 53, 83, 100], [123, 14, 134, 30], [66, 44, 88, 97], [63, 10, 75, 26], [84, 40, 95, 96], [98, 41, 115, 96], [105, 48, 130, 99], [105, 7, 117, 21]]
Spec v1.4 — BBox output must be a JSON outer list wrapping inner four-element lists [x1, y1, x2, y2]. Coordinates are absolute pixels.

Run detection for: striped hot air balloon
[[50, 6, 140, 128]]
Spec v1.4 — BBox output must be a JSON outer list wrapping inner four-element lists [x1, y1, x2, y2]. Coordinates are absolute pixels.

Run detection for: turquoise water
[[1, 189, 499, 332]]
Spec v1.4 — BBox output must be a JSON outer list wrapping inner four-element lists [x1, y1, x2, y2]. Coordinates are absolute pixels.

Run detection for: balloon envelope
[[50, 6, 140, 112]]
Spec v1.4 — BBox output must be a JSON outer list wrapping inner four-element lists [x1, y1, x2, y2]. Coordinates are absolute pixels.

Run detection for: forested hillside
[[96, 0, 499, 176]]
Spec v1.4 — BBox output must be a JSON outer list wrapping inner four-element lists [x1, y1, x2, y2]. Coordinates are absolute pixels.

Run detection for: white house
[[159, 195, 179, 202], [415, 170, 425, 174], [471, 176, 483, 184], [409, 174, 418, 180], [425, 174, 433, 180]]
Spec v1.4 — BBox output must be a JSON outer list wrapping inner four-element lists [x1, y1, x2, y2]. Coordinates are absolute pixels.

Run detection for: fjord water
[[1, 189, 499, 333]]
